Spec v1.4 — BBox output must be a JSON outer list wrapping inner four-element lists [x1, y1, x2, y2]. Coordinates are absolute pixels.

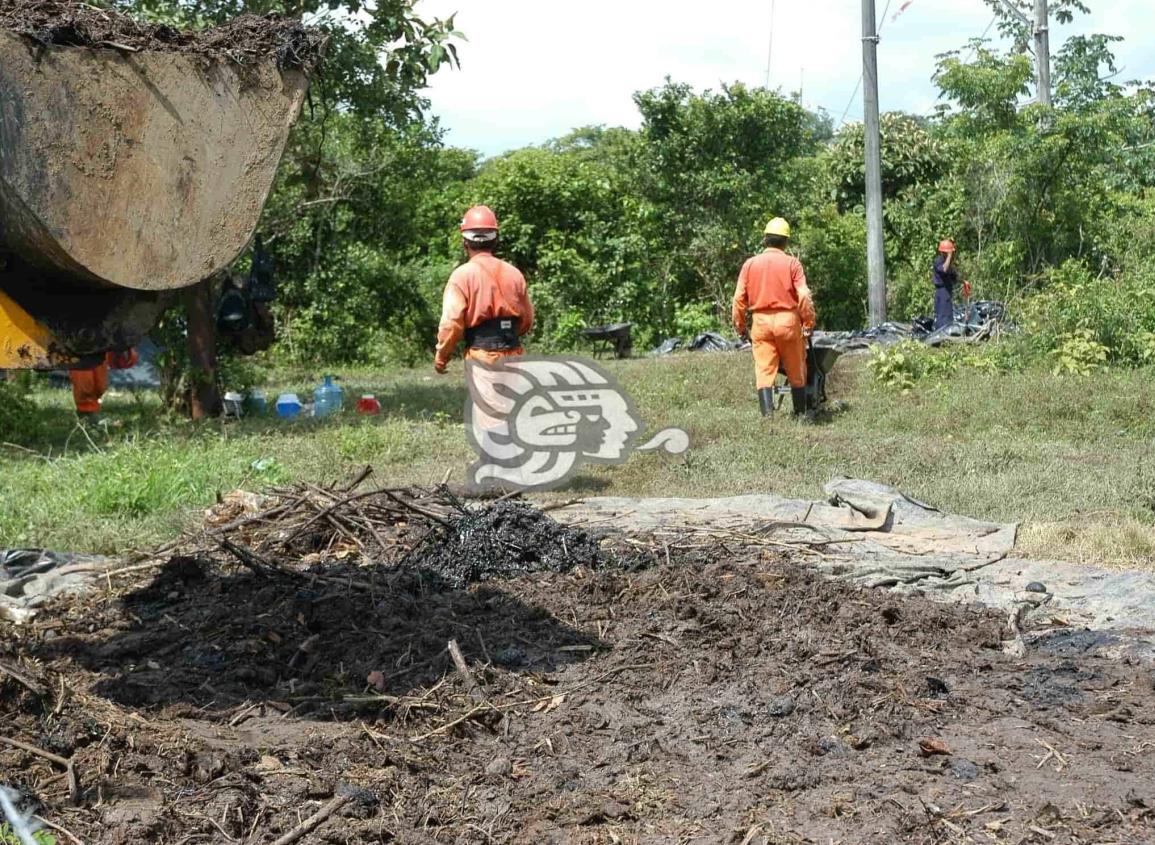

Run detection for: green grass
[[3, 354, 1154, 569]]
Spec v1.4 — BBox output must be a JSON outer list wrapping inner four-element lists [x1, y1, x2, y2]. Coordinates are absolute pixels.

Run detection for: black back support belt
[[465, 316, 520, 350]]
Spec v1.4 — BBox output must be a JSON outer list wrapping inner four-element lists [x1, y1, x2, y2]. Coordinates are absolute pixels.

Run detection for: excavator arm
[[0, 287, 58, 369]]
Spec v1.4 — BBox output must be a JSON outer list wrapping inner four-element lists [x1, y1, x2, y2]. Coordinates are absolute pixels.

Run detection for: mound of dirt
[[3, 544, 1153, 844], [3, 480, 1153, 843], [406, 501, 606, 588], [0, 0, 323, 69]]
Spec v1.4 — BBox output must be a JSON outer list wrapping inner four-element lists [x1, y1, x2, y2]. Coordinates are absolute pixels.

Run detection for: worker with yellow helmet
[[731, 217, 817, 416]]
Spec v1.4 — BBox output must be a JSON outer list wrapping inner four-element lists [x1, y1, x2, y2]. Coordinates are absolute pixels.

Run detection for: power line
[[964, 13, 999, 62], [918, 13, 998, 119], [838, 78, 865, 126]]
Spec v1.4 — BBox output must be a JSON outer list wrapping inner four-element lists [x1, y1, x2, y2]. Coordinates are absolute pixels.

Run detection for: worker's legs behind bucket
[[69, 362, 109, 419], [751, 311, 806, 417]]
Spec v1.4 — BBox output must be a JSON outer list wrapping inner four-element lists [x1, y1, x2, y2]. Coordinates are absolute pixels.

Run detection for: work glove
[[109, 349, 138, 370], [797, 292, 817, 332]]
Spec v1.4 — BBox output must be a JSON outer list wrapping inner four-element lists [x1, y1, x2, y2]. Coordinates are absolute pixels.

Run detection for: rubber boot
[[758, 388, 775, 417], [790, 387, 808, 417]]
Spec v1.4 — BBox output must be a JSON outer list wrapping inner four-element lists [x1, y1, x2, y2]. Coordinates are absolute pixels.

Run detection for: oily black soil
[[2, 504, 1154, 844], [0, 0, 323, 69], [406, 501, 607, 589]]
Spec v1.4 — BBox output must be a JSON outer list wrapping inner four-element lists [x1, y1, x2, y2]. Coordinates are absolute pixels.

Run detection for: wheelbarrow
[[768, 335, 844, 412], [581, 323, 633, 359]]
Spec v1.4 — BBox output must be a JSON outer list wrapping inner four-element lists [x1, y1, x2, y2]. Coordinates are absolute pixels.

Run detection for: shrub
[[865, 340, 1005, 389], [0, 378, 37, 442], [0, 822, 55, 845], [673, 300, 719, 338], [1016, 259, 1155, 367], [796, 205, 868, 330], [1051, 329, 1109, 376]]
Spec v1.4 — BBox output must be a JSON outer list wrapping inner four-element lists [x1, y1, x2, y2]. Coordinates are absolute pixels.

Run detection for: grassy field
[[2, 352, 1153, 569]]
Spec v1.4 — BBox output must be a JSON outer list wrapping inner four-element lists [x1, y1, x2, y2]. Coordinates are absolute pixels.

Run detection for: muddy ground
[[2, 501, 1153, 845]]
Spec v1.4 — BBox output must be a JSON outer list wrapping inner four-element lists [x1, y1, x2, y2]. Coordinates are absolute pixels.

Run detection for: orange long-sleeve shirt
[[435, 253, 534, 369], [731, 248, 816, 337]]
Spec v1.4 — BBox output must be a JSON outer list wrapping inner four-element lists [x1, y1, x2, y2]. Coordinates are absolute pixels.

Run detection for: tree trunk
[[185, 280, 221, 420]]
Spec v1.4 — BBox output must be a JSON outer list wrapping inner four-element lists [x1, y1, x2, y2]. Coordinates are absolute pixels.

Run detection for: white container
[[223, 391, 244, 418]]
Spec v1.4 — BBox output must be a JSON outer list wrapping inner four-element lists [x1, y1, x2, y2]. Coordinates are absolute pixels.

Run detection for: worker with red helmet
[[69, 348, 138, 420], [434, 206, 534, 373], [933, 239, 959, 330], [732, 217, 817, 417]]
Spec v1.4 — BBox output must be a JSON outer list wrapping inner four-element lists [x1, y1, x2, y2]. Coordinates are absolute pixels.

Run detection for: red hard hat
[[938, 239, 956, 253], [461, 205, 499, 232]]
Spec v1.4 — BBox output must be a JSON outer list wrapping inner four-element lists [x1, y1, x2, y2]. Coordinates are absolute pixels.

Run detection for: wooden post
[[184, 279, 221, 419], [1034, 0, 1051, 106], [996, 0, 1050, 106], [862, 0, 887, 326]]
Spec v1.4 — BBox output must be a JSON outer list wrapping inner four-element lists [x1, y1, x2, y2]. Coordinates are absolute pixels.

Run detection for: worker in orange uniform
[[68, 348, 138, 419], [732, 217, 817, 417], [434, 205, 534, 373]]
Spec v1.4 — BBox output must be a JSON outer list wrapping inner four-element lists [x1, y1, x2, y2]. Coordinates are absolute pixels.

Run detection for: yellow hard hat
[[764, 217, 791, 238]]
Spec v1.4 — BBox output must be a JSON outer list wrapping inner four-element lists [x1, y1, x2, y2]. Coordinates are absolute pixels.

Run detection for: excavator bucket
[[0, 32, 310, 293]]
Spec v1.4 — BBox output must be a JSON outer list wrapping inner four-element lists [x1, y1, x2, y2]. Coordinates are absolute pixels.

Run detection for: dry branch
[[448, 639, 486, 704], [266, 794, 350, 845]]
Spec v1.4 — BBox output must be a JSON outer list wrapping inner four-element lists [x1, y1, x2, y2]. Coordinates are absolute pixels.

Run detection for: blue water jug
[[275, 393, 302, 419], [313, 375, 344, 418], [249, 390, 268, 415]]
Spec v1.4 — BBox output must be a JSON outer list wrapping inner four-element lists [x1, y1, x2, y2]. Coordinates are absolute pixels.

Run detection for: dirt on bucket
[[1, 483, 1153, 844], [0, 0, 324, 69]]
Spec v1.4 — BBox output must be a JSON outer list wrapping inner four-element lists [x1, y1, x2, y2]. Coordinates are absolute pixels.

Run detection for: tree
[[933, 44, 1033, 131], [982, 0, 1089, 43], [632, 82, 823, 322]]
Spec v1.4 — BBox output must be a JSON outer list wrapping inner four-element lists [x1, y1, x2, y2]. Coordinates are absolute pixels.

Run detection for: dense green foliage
[[110, 0, 1154, 371], [0, 823, 56, 845], [0, 375, 36, 442]]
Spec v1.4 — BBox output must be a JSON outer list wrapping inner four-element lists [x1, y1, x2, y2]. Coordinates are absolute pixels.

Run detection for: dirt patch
[[0, 0, 323, 69], [2, 491, 1153, 844]]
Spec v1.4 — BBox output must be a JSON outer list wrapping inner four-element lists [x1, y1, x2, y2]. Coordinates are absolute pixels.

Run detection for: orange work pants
[[69, 363, 109, 414], [465, 346, 524, 421], [750, 310, 805, 390]]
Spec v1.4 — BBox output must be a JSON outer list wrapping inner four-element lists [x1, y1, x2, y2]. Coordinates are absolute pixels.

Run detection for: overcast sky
[[415, 0, 1153, 157]]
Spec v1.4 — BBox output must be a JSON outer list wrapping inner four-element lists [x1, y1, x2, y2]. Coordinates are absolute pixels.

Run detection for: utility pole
[[862, 0, 886, 326], [1033, 0, 1051, 106], [997, 0, 1050, 106]]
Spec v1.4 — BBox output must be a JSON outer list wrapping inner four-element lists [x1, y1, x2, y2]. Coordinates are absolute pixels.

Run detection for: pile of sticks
[[207, 467, 466, 559]]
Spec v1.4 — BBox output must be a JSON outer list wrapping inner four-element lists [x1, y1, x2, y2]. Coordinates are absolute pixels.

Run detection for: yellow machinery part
[[0, 288, 68, 369]]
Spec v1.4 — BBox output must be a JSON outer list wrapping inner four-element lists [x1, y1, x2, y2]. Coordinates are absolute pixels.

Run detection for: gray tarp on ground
[[555, 479, 1155, 645], [0, 549, 114, 623]]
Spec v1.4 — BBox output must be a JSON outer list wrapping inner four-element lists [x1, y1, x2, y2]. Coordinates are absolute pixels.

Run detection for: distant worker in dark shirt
[[932, 239, 960, 331]]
